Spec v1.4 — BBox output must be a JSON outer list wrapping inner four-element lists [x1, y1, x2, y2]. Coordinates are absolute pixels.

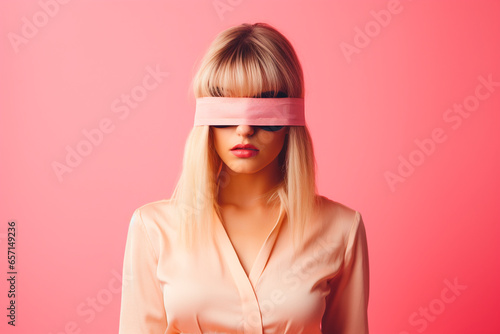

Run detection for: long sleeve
[[119, 208, 168, 333], [321, 211, 370, 334]]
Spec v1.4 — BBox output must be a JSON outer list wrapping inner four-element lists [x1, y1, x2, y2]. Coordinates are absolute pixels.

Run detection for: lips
[[231, 143, 259, 151]]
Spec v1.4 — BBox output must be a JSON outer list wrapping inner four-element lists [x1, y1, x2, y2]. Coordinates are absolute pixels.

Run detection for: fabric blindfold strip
[[194, 97, 305, 126]]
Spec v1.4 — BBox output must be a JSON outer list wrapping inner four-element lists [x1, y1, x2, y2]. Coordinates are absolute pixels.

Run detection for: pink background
[[1, 0, 499, 333]]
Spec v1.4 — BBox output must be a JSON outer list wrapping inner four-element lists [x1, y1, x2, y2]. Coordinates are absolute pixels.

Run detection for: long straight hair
[[171, 23, 319, 252]]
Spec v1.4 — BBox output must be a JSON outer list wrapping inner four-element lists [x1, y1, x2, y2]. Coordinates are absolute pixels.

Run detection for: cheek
[[255, 133, 286, 155], [257, 131, 276, 145], [212, 131, 226, 153]]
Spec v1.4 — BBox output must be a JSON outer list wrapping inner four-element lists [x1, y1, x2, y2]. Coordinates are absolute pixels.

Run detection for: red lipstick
[[231, 143, 259, 151], [230, 143, 259, 158]]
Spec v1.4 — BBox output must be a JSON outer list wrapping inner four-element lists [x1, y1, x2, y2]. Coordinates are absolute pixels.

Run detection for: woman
[[119, 22, 369, 334]]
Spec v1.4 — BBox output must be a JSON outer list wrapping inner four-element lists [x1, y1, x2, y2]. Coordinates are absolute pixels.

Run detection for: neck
[[217, 159, 283, 209]]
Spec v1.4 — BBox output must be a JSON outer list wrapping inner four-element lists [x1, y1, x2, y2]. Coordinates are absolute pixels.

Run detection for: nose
[[235, 124, 255, 137]]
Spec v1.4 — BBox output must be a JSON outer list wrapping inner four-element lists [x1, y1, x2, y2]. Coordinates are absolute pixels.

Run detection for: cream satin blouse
[[118, 195, 369, 334]]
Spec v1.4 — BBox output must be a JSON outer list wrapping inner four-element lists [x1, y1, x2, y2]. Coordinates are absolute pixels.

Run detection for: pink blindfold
[[194, 97, 305, 126]]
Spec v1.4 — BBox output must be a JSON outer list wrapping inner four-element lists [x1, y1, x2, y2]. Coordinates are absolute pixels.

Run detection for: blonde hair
[[171, 23, 319, 252]]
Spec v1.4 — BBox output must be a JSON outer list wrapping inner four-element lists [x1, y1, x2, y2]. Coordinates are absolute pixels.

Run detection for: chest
[[218, 206, 282, 277], [157, 209, 339, 334]]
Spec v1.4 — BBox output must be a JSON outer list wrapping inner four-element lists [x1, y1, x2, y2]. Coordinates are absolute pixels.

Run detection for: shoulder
[[314, 194, 364, 243], [316, 195, 359, 221], [128, 199, 179, 251], [133, 198, 177, 222], [131, 198, 180, 231]]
